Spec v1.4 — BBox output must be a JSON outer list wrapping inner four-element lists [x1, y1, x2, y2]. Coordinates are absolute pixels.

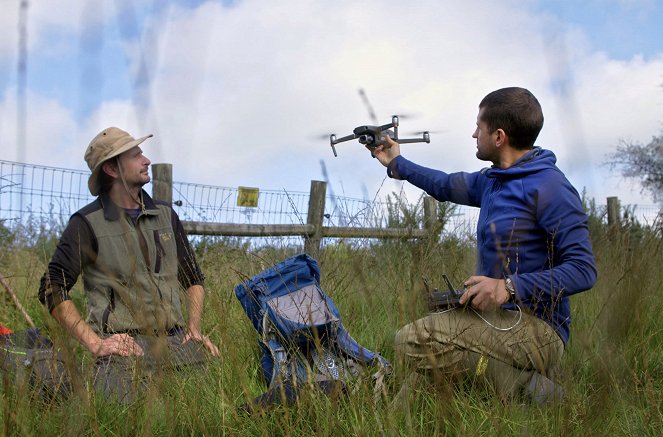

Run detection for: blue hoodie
[[388, 147, 597, 344]]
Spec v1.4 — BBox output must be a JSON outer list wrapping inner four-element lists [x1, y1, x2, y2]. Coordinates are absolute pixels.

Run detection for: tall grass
[[1, 216, 661, 436]]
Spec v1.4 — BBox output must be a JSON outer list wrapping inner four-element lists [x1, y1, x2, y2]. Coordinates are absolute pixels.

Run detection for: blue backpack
[[235, 254, 390, 395]]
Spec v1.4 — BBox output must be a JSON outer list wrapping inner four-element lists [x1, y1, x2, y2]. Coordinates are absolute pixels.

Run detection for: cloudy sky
[[1, 0, 662, 207]]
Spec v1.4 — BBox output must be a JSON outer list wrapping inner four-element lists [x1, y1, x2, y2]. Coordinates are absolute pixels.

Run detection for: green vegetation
[[1, 207, 661, 436]]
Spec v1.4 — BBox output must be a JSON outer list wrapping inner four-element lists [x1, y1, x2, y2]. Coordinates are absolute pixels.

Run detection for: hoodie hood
[[484, 147, 558, 179]]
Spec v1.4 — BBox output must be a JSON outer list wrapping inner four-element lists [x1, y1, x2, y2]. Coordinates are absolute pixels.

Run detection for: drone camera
[[354, 126, 394, 149], [358, 134, 375, 146]]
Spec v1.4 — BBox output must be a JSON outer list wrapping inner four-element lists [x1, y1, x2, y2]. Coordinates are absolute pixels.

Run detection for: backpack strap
[[264, 336, 288, 386], [333, 324, 392, 404], [335, 324, 391, 368], [261, 313, 308, 387]]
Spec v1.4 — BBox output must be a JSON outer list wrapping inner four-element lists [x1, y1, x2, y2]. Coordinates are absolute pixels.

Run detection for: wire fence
[[1, 159, 660, 247], [0, 160, 91, 232], [171, 180, 391, 230], [0, 160, 413, 229]]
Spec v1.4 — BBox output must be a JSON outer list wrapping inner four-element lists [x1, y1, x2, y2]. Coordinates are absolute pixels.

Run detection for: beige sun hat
[[84, 127, 153, 196]]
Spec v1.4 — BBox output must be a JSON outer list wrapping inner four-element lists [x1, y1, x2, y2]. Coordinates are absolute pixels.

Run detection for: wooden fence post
[[152, 163, 173, 204], [423, 196, 440, 240], [305, 180, 327, 259], [607, 196, 620, 228]]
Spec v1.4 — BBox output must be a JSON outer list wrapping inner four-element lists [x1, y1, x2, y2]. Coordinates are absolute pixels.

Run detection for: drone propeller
[[309, 133, 333, 141], [408, 129, 446, 136], [358, 88, 379, 124], [358, 87, 419, 121], [391, 112, 419, 120]]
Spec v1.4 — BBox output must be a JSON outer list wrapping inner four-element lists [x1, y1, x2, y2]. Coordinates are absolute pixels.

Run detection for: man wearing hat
[[39, 127, 219, 403]]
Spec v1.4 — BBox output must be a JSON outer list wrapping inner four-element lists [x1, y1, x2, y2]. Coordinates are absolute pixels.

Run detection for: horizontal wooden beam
[[183, 220, 425, 240], [321, 226, 426, 239], [183, 221, 315, 237]]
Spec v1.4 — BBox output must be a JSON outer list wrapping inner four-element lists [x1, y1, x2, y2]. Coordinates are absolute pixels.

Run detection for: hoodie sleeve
[[388, 156, 485, 207], [511, 169, 597, 302]]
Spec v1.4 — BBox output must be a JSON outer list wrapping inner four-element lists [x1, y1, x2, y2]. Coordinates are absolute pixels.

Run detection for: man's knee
[[393, 322, 415, 373], [393, 317, 458, 372], [393, 322, 413, 356]]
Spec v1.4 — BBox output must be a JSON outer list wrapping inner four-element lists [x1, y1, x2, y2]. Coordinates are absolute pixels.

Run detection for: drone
[[329, 115, 430, 157]]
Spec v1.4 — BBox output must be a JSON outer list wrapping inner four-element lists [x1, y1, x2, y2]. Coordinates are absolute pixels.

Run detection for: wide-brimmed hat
[[84, 127, 153, 196]]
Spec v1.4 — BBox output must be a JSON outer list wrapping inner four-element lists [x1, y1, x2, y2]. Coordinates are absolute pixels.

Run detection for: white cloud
[[0, 88, 78, 167], [539, 52, 663, 203], [1, 0, 662, 208], [135, 0, 561, 192]]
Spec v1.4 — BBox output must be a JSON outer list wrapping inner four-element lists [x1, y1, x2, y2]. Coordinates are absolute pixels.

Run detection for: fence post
[[607, 196, 620, 228], [423, 196, 440, 240], [305, 180, 327, 258], [152, 163, 173, 204]]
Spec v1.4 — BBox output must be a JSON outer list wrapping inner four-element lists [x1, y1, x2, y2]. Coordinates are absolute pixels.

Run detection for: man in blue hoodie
[[374, 87, 597, 403]]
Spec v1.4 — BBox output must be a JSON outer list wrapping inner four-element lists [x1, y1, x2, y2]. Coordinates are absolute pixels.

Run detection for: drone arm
[[397, 138, 428, 144], [378, 116, 400, 140], [331, 133, 357, 144], [395, 132, 430, 144], [330, 133, 358, 157]]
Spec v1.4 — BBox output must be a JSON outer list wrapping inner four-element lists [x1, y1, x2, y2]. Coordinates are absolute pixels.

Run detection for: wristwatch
[[504, 277, 516, 302]]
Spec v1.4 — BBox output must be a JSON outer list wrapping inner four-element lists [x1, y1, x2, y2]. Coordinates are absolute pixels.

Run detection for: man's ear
[[102, 160, 119, 178], [495, 128, 508, 148]]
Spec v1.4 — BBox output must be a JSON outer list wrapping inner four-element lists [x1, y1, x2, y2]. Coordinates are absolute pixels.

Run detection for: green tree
[[607, 135, 663, 204], [0, 219, 14, 248]]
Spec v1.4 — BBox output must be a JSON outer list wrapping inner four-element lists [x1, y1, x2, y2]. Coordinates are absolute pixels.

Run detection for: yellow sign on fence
[[237, 186, 259, 207]]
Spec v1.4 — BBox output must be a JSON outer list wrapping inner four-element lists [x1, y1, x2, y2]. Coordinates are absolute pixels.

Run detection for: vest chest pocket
[[153, 230, 164, 273], [152, 229, 177, 275], [101, 287, 116, 333]]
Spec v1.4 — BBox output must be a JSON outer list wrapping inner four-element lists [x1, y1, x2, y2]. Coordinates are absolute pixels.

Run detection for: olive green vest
[[81, 200, 186, 334]]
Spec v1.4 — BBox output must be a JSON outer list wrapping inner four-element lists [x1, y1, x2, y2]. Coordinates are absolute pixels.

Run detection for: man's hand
[[182, 330, 220, 357], [460, 276, 510, 311], [92, 333, 144, 357], [51, 300, 144, 357], [371, 135, 401, 167]]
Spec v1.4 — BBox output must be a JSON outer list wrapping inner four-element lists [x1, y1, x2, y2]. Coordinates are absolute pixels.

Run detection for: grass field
[[1, 215, 661, 436]]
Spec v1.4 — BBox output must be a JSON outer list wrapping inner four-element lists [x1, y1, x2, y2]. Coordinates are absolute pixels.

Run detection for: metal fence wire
[[0, 160, 90, 229], [0, 160, 420, 233], [1, 159, 660, 244], [171, 181, 407, 229]]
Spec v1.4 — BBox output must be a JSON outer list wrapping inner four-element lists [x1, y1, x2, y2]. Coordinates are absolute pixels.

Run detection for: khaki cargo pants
[[394, 307, 564, 398]]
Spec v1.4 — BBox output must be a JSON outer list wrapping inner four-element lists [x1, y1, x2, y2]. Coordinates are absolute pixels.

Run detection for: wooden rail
[[152, 164, 439, 257]]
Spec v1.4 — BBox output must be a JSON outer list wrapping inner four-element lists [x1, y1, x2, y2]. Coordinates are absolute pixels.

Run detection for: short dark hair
[[479, 87, 544, 149]]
